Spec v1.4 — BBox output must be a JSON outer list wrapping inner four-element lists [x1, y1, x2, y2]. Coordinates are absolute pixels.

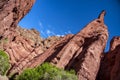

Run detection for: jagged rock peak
[[70, 10, 108, 80], [98, 10, 106, 23]]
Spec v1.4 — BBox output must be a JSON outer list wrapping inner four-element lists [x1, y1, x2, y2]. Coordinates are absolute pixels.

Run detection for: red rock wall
[[37, 11, 108, 80], [0, 0, 35, 35], [0, 1, 120, 80], [10, 10, 108, 80]]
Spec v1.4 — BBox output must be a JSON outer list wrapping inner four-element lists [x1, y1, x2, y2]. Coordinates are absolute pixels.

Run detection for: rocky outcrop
[[28, 10, 108, 80], [0, 0, 120, 80], [0, 0, 35, 35], [8, 34, 70, 74], [67, 11, 108, 80], [3, 26, 62, 74], [9, 10, 108, 80], [0, 0, 36, 50], [97, 37, 120, 80], [0, 0, 62, 75]]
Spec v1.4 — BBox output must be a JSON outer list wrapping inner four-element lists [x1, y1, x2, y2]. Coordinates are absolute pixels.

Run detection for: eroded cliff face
[[0, 0, 35, 35], [0, 0, 61, 75], [0, 0, 120, 80], [32, 11, 108, 80], [8, 10, 108, 80]]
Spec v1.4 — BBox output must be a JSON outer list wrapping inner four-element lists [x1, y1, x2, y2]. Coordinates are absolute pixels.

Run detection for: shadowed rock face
[[97, 37, 120, 80], [0, 0, 120, 80]]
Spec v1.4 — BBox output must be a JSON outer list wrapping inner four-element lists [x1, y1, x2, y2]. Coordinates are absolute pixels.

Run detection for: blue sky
[[19, 0, 120, 51]]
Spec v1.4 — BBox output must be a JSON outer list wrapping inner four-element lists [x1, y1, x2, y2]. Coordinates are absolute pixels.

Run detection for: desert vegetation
[[16, 63, 78, 80]]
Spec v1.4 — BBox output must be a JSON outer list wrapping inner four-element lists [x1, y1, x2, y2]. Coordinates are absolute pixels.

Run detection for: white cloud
[[64, 30, 72, 34], [46, 30, 51, 34], [68, 30, 72, 34], [40, 30, 45, 36], [38, 22, 72, 38], [56, 34, 64, 37], [38, 21, 43, 29], [46, 29, 56, 37], [46, 29, 65, 37]]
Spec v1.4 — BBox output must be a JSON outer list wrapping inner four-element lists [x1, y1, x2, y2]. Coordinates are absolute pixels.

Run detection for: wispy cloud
[[40, 30, 46, 37], [46, 29, 72, 37], [64, 30, 72, 34], [46, 29, 56, 37], [68, 30, 72, 34], [56, 34, 64, 37], [38, 21, 72, 38], [38, 21, 43, 29], [56, 30, 72, 37]]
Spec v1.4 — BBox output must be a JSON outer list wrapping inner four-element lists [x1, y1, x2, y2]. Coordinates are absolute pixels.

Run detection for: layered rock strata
[[1, 0, 120, 80], [10, 10, 108, 80], [33, 11, 108, 80], [0, 0, 35, 35], [9, 34, 72, 74], [66, 11, 108, 80], [0, 0, 63, 75]]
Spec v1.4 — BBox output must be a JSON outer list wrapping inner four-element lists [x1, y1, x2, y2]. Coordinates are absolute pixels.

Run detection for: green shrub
[[0, 50, 10, 75], [16, 69, 40, 80], [16, 63, 78, 80]]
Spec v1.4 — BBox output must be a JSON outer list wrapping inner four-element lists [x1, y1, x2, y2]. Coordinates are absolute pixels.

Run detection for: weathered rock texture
[[0, 0, 120, 80], [0, 0, 35, 35], [8, 34, 69, 74], [10, 10, 108, 80], [0, 0, 61, 75], [67, 11, 108, 80], [97, 37, 120, 80], [31, 11, 108, 80]]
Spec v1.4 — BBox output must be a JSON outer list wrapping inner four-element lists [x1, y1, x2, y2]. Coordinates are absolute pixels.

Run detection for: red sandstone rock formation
[[68, 11, 108, 80], [0, 0, 35, 35], [9, 10, 108, 80], [30, 10, 108, 80], [9, 34, 73, 74], [0, 0, 120, 80], [97, 37, 120, 80], [0, 0, 62, 75]]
